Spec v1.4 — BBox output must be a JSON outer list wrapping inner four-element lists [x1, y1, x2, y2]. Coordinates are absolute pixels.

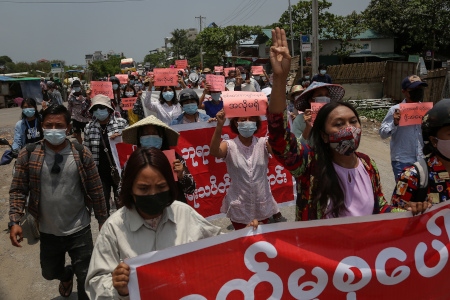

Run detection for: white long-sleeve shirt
[[142, 91, 183, 125]]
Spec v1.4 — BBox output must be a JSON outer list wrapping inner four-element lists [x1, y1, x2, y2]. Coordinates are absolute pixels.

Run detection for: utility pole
[[288, 0, 295, 56], [311, 0, 319, 75], [195, 15, 206, 70]]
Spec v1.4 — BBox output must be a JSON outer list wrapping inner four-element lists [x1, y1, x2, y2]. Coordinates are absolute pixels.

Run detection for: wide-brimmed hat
[[89, 94, 114, 111], [294, 81, 345, 110], [288, 85, 305, 100], [203, 68, 211, 73], [122, 115, 179, 146]]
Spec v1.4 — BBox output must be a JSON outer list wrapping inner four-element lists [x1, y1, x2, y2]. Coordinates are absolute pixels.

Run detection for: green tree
[[143, 52, 167, 69], [323, 11, 367, 64], [170, 29, 189, 60], [0, 55, 13, 65], [88, 56, 122, 79]]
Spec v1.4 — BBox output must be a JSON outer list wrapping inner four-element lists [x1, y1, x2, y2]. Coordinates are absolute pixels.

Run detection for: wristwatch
[[8, 221, 20, 230]]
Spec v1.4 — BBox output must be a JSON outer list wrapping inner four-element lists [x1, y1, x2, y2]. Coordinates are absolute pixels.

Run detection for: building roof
[[0, 76, 40, 81]]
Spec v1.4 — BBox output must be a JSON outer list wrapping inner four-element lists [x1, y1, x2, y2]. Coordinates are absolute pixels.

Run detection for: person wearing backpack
[[8, 104, 108, 299], [391, 99, 450, 215]]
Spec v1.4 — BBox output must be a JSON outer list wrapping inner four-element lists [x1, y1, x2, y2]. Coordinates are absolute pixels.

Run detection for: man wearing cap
[[84, 95, 128, 216], [379, 75, 429, 181], [9, 104, 107, 299], [170, 88, 211, 125]]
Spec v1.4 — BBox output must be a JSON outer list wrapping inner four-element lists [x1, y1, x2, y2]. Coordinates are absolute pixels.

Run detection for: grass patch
[[356, 108, 389, 122]]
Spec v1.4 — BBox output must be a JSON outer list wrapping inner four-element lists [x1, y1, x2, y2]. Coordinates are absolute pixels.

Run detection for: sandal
[[59, 276, 73, 298]]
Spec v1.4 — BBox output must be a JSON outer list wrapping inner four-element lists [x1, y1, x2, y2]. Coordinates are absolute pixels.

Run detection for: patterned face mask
[[328, 126, 362, 156]]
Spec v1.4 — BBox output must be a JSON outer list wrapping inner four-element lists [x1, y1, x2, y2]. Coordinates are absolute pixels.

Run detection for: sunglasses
[[51, 153, 63, 174]]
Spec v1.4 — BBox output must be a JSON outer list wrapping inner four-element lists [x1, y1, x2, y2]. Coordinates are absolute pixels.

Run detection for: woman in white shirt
[[143, 83, 182, 125]]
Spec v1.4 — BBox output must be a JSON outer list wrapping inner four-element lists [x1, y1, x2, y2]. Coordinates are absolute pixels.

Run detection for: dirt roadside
[[0, 120, 394, 300]]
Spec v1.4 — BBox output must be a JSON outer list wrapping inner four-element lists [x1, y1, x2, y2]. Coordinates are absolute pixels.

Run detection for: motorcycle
[[0, 138, 40, 239]]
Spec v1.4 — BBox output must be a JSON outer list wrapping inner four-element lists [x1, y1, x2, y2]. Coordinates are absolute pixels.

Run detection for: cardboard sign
[[399, 102, 433, 126], [214, 66, 224, 73], [175, 60, 188, 69], [90, 81, 114, 99], [127, 202, 450, 300], [224, 67, 235, 77], [121, 97, 137, 110], [310, 102, 326, 125], [153, 68, 179, 86], [221, 91, 268, 118], [251, 65, 264, 75], [205, 75, 225, 92], [162, 149, 178, 181], [115, 74, 128, 84]]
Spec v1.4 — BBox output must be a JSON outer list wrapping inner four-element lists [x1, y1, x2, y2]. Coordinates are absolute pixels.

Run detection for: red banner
[[127, 202, 450, 300]]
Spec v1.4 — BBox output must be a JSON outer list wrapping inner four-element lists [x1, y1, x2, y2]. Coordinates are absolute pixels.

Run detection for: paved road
[[0, 105, 395, 299]]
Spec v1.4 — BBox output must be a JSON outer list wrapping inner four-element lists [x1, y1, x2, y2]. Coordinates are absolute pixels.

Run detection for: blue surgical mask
[[130, 80, 135, 85], [43, 129, 67, 146], [237, 121, 257, 138], [151, 86, 156, 91], [241, 74, 247, 80], [140, 135, 163, 149], [305, 76, 310, 79], [125, 91, 134, 97], [211, 93, 221, 101], [73, 86, 81, 92], [183, 103, 198, 115], [162, 91, 174, 101], [112, 84, 119, 90], [93, 108, 110, 121], [320, 70, 327, 75], [23, 108, 35, 118]]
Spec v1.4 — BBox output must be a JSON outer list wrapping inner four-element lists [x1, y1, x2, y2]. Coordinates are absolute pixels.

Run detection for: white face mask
[[314, 96, 330, 103], [125, 91, 134, 97]]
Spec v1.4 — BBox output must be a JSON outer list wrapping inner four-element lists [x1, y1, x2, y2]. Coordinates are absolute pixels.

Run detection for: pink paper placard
[[147, 72, 154, 77], [224, 67, 235, 77], [115, 74, 128, 84], [222, 91, 267, 118], [175, 60, 188, 69], [399, 102, 433, 126], [90, 81, 114, 99], [153, 68, 179, 86], [311, 102, 326, 125], [162, 149, 178, 181], [205, 75, 225, 92], [121, 97, 137, 110], [251, 65, 264, 75], [214, 66, 224, 73]]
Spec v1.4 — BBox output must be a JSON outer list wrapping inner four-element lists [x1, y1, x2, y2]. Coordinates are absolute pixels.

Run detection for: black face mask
[[134, 190, 172, 216], [408, 88, 424, 102]]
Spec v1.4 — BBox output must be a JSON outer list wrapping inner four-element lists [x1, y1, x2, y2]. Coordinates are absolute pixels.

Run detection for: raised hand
[[270, 27, 291, 79]]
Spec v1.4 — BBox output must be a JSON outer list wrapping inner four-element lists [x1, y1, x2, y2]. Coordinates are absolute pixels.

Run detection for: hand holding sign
[[222, 91, 268, 118], [205, 75, 225, 92], [121, 97, 137, 110], [153, 68, 179, 86], [224, 67, 235, 77], [251, 66, 264, 75], [176, 60, 188, 69], [115, 74, 128, 84], [90, 81, 113, 99], [399, 102, 433, 126], [310, 102, 326, 125], [214, 66, 224, 74]]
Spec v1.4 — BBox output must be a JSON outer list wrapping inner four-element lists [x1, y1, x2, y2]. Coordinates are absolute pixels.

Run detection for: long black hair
[[20, 98, 40, 120], [158, 86, 178, 105], [310, 101, 361, 218]]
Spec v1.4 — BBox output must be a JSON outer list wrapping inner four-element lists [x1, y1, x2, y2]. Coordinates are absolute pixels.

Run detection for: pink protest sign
[[115, 74, 128, 84], [224, 67, 235, 77], [205, 75, 225, 92], [251, 66, 264, 75], [162, 149, 178, 181], [90, 81, 114, 99], [176, 60, 188, 69], [399, 102, 433, 126], [147, 72, 154, 77], [121, 97, 137, 110], [214, 66, 224, 73], [222, 91, 268, 118], [153, 68, 179, 86], [311, 102, 326, 125]]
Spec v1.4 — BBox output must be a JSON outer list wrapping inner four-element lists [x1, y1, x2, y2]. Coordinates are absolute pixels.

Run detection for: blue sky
[[0, 0, 371, 65]]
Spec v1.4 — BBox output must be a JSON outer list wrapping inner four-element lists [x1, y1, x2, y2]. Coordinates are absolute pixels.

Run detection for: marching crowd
[[4, 28, 450, 299]]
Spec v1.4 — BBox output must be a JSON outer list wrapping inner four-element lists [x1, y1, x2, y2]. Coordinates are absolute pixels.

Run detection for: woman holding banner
[[267, 27, 405, 221], [121, 83, 140, 125], [210, 110, 282, 229], [143, 83, 183, 125]]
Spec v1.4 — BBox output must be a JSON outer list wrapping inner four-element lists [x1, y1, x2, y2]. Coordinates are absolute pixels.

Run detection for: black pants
[[100, 174, 119, 216], [40, 225, 93, 300]]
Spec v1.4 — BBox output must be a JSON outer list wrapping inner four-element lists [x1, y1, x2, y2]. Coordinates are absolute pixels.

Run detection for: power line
[[0, 0, 143, 3], [233, 0, 268, 26], [221, 0, 259, 27], [216, 0, 251, 26]]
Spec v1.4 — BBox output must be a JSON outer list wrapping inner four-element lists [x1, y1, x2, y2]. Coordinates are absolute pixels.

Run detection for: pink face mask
[[328, 126, 362, 156]]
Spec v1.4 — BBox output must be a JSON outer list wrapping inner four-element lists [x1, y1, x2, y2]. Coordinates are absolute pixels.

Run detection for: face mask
[[140, 135, 163, 149], [23, 108, 35, 117], [73, 86, 81, 92], [435, 138, 450, 161], [328, 126, 362, 156], [112, 84, 119, 90], [227, 78, 236, 84], [125, 91, 134, 97], [134, 190, 172, 216], [183, 103, 198, 115], [130, 80, 135, 85], [211, 93, 221, 101], [44, 129, 67, 146], [320, 70, 327, 75], [151, 86, 156, 91], [408, 88, 424, 102], [254, 75, 260, 80], [241, 74, 247, 80], [261, 76, 266, 81], [93, 108, 110, 121], [314, 96, 331, 103], [162, 91, 174, 101], [237, 121, 257, 138], [305, 76, 310, 80]]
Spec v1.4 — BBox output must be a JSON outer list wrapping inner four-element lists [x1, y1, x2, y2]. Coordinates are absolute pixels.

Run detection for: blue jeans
[[40, 225, 93, 300], [391, 161, 414, 182]]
